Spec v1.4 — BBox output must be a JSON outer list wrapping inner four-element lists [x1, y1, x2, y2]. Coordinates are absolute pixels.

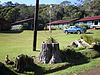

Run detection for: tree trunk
[[39, 43, 52, 64], [49, 43, 62, 64], [38, 43, 62, 64]]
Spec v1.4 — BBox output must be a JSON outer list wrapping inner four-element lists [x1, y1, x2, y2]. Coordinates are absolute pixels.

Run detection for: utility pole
[[49, 5, 52, 33], [33, 0, 39, 51]]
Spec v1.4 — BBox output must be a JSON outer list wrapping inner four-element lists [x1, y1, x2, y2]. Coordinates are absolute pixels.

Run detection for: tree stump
[[49, 43, 62, 64], [15, 54, 34, 73], [38, 42, 62, 64]]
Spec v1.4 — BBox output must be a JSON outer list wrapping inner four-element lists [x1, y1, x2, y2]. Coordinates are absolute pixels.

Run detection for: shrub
[[79, 49, 100, 59], [46, 37, 57, 43], [80, 35, 93, 44], [80, 24, 88, 29], [60, 47, 88, 64], [65, 24, 71, 28], [80, 35, 100, 44], [93, 38, 100, 43]]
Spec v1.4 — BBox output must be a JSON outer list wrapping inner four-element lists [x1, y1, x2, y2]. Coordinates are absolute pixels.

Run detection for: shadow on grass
[[60, 49, 89, 65], [0, 62, 17, 75], [39, 50, 89, 75], [20, 64, 44, 75], [42, 64, 70, 75], [0, 30, 23, 34], [0, 50, 89, 75]]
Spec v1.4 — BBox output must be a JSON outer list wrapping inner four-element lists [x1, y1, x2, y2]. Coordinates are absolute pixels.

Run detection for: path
[[78, 67, 100, 75]]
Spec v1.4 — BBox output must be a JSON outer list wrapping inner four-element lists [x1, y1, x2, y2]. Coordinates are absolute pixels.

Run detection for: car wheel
[[65, 31, 69, 34], [77, 31, 81, 34]]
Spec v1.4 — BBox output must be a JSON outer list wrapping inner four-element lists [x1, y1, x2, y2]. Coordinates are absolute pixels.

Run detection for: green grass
[[0, 30, 80, 62], [45, 57, 100, 75], [0, 29, 100, 75]]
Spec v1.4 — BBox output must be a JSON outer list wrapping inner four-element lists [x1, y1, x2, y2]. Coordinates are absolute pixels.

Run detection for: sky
[[0, 0, 80, 6]]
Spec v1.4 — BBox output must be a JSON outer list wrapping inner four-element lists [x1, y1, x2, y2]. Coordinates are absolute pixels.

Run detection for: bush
[[80, 24, 88, 29], [79, 49, 100, 59], [65, 24, 71, 28], [80, 35, 100, 44], [60, 47, 88, 64], [80, 35, 93, 44], [46, 37, 57, 43], [93, 38, 100, 43]]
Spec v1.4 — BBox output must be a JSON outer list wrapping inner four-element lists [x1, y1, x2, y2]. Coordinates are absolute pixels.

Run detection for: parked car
[[63, 26, 86, 34]]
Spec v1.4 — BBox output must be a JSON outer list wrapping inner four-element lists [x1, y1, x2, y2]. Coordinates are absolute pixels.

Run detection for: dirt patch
[[78, 66, 100, 75]]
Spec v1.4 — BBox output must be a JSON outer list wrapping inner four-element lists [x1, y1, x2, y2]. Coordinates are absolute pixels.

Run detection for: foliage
[[65, 24, 71, 28], [82, 0, 100, 16], [60, 47, 88, 64], [0, 0, 100, 27], [79, 49, 100, 59], [93, 38, 100, 43], [61, 47, 100, 64], [4, 7, 20, 22], [80, 34, 94, 44], [80, 24, 88, 29], [60, 1, 71, 7], [0, 1, 84, 26], [80, 34, 100, 44], [46, 37, 57, 43]]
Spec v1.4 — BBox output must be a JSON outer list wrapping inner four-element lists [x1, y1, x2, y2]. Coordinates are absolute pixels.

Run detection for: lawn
[[0, 29, 100, 75], [0, 30, 80, 62]]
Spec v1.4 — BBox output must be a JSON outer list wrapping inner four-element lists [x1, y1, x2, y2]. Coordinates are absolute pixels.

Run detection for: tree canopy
[[0, 0, 100, 25]]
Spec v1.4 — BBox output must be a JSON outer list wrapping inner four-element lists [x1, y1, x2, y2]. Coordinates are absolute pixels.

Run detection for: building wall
[[48, 22, 75, 29], [76, 20, 100, 28], [48, 23, 68, 29]]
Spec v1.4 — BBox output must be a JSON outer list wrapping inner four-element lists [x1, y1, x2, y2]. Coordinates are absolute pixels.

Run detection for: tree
[[4, 1, 14, 7], [89, 0, 100, 16], [4, 7, 20, 22], [60, 1, 71, 7], [38, 4, 50, 25], [15, 4, 34, 20], [53, 5, 64, 20], [0, 7, 12, 19], [82, 0, 100, 16], [63, 5, 83, 19]]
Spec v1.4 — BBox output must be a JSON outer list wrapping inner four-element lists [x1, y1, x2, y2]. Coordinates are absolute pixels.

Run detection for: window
[[94, 20, 98, 25]]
